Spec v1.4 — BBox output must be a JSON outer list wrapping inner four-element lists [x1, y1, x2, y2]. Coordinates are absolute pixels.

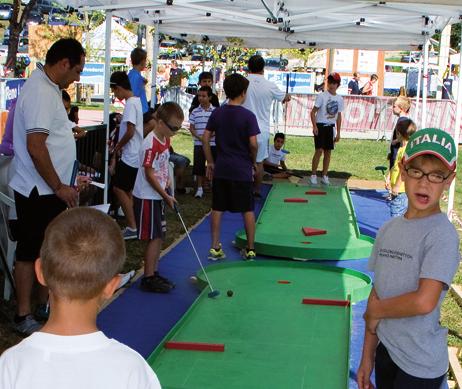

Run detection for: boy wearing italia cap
[[357, 128, 460, 389]]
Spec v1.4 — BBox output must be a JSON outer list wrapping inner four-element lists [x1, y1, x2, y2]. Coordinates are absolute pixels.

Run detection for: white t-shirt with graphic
[[314, 91, 344, 125], [266, 144, 286, 166], [119, 96, 144, 168], [133, 132, 171, 200]]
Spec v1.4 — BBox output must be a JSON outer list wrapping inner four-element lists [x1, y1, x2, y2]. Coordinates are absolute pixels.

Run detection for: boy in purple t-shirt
[[203, 73, 260, 261]]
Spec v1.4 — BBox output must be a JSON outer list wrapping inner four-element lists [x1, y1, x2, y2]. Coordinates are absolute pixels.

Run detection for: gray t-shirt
[[368, 213, 460, 378]]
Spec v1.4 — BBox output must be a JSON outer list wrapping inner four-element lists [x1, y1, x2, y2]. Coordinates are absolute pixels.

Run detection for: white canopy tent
[[56, 0, 462, 218], [84, 18, 137, 59]]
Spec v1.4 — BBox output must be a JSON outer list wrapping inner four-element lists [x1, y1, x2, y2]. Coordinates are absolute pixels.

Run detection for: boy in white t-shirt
[[0, 208, 161, 389], [263, 132, 291, 178], [110, 71, 144, 240], [310, 72, 343, 186], [133, 102, 184, 293]]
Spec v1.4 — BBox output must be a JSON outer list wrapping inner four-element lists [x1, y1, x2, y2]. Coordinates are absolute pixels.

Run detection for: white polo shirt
[[10, 64, 76, 197], [242, 73, 286, 134], [119, 96, 143, 168]]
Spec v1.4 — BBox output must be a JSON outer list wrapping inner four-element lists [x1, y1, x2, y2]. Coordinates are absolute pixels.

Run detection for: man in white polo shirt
[[9, 38, 85, 335], [242, 55, 290, 198]]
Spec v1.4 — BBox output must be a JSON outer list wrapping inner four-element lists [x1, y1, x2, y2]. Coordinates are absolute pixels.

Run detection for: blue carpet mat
[[97, 185, 390, 388]]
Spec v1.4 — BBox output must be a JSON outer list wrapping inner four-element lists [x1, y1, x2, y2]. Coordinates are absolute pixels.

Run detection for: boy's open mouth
[[415, 192, 430, 204]]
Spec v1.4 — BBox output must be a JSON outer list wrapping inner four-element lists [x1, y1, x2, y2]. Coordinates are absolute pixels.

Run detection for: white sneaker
[[310, 175, 318, 185], [321, 175, 330, 185], [117, 270, 135, 289], [194, 187, 203, 198]]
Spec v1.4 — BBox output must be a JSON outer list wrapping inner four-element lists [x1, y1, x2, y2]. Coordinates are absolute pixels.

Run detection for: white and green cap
[[403, 128, 457, 171]]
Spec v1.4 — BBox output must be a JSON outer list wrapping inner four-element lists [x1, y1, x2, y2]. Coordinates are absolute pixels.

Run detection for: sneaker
[[241, 248, 256, 261], [310, 175, 318, 185], [13, 314, 42, 336], [321, 175, 330, 185], [154, 272, 175, 289], [139, 276, 171, 293], [194, 187, 203, 198], [122, 227, 137, 240], [117, 208, 125, 217], [117, 270, 135, 289], [208, 245, 226, 261], [34, 303, 49, 322]]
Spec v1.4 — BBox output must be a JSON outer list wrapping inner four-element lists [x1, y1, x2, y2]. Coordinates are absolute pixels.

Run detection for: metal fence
[[76, 124, 107, 205]]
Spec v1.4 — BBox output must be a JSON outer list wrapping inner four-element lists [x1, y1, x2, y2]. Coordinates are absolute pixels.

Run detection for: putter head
[[375, 166, 387, 173], [208, 289, 220, 298]]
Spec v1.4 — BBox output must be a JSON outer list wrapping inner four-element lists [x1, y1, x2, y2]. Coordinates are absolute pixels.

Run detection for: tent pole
[[447, 22, 462, 221], [421, 37, 429, 129], [415, 56, 422, 123], [151, 23, 159, 108], [103, 12, 112, 204]]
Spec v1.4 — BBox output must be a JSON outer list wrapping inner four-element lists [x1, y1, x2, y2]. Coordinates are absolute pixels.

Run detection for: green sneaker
[[208, 245, 226, 261], [241, 248, 256, 261]]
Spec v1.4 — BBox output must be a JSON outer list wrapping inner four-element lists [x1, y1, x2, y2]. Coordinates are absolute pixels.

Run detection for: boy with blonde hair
[[0, 208, 161, 389], [357, 128, 460, 389], [389, 96, 411, 169], [385, 118, 416, 217]]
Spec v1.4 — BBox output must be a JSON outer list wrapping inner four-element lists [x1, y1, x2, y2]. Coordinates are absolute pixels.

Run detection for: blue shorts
[[390, 192, 408, 217]]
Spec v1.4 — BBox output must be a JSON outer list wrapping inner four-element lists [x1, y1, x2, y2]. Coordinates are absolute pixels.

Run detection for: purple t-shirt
[[0, 103, 16, 156], [206, 105, 260, 182]]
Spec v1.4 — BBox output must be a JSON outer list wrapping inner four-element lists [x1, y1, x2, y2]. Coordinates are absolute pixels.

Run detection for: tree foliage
[[7, 0, 37, 71], [280, 48, 316, 68]]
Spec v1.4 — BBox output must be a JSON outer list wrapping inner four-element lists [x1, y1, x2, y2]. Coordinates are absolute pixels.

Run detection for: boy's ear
[[102, 274, 121, 299], [35, 258, 47, 287], [444, 171, 456, 190]]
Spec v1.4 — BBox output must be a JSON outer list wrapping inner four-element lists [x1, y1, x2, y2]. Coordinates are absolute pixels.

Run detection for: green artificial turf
[[235, 182, 374, 260], [148, 261, 371, 389]]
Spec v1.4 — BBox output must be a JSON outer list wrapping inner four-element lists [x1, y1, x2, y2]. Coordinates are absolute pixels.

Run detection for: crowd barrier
[[76, 124, 107, 205], [163, 89, 457, 141]]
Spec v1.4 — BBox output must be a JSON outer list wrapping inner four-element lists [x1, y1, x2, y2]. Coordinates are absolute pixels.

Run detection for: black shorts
[[14, 187, 67, 262], [314, 123, 334, 150], [212, 178, 254, 213], [193, 145, 216, 176], [375, 342, 446, 388], [113, 160, 138, 192], [133, 197, 166, 241]]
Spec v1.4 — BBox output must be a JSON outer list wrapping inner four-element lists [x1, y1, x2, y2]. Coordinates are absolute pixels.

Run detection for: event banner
[[285, 95, 456, 137], [265, 71, 315, 94]]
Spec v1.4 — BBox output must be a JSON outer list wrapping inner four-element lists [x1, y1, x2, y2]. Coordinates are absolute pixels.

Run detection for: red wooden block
[[301, 241, 312, 244], [284, 198, 308, 203], [305, 190, 327, 195], [302, 298, 350, 307], [165, 341, 225, 352], [277, 280, 291, 284], [302, 227, 327, 236]]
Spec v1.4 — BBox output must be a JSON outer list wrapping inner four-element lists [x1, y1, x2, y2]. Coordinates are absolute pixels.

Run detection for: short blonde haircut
[[394, 96, 411, 114], [40, 208, 126, 300], [154, 101, 185, 124]]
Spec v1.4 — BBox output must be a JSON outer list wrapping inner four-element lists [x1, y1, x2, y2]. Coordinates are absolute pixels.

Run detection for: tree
[[209, 38, 256, 74], [280, 48, 316, 69], [6, 0, 37, 72]]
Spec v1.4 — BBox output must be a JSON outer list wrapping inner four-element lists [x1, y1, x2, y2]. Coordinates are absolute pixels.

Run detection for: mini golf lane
[[147, 261, 372, 389], [235, 182, 374, 260]]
